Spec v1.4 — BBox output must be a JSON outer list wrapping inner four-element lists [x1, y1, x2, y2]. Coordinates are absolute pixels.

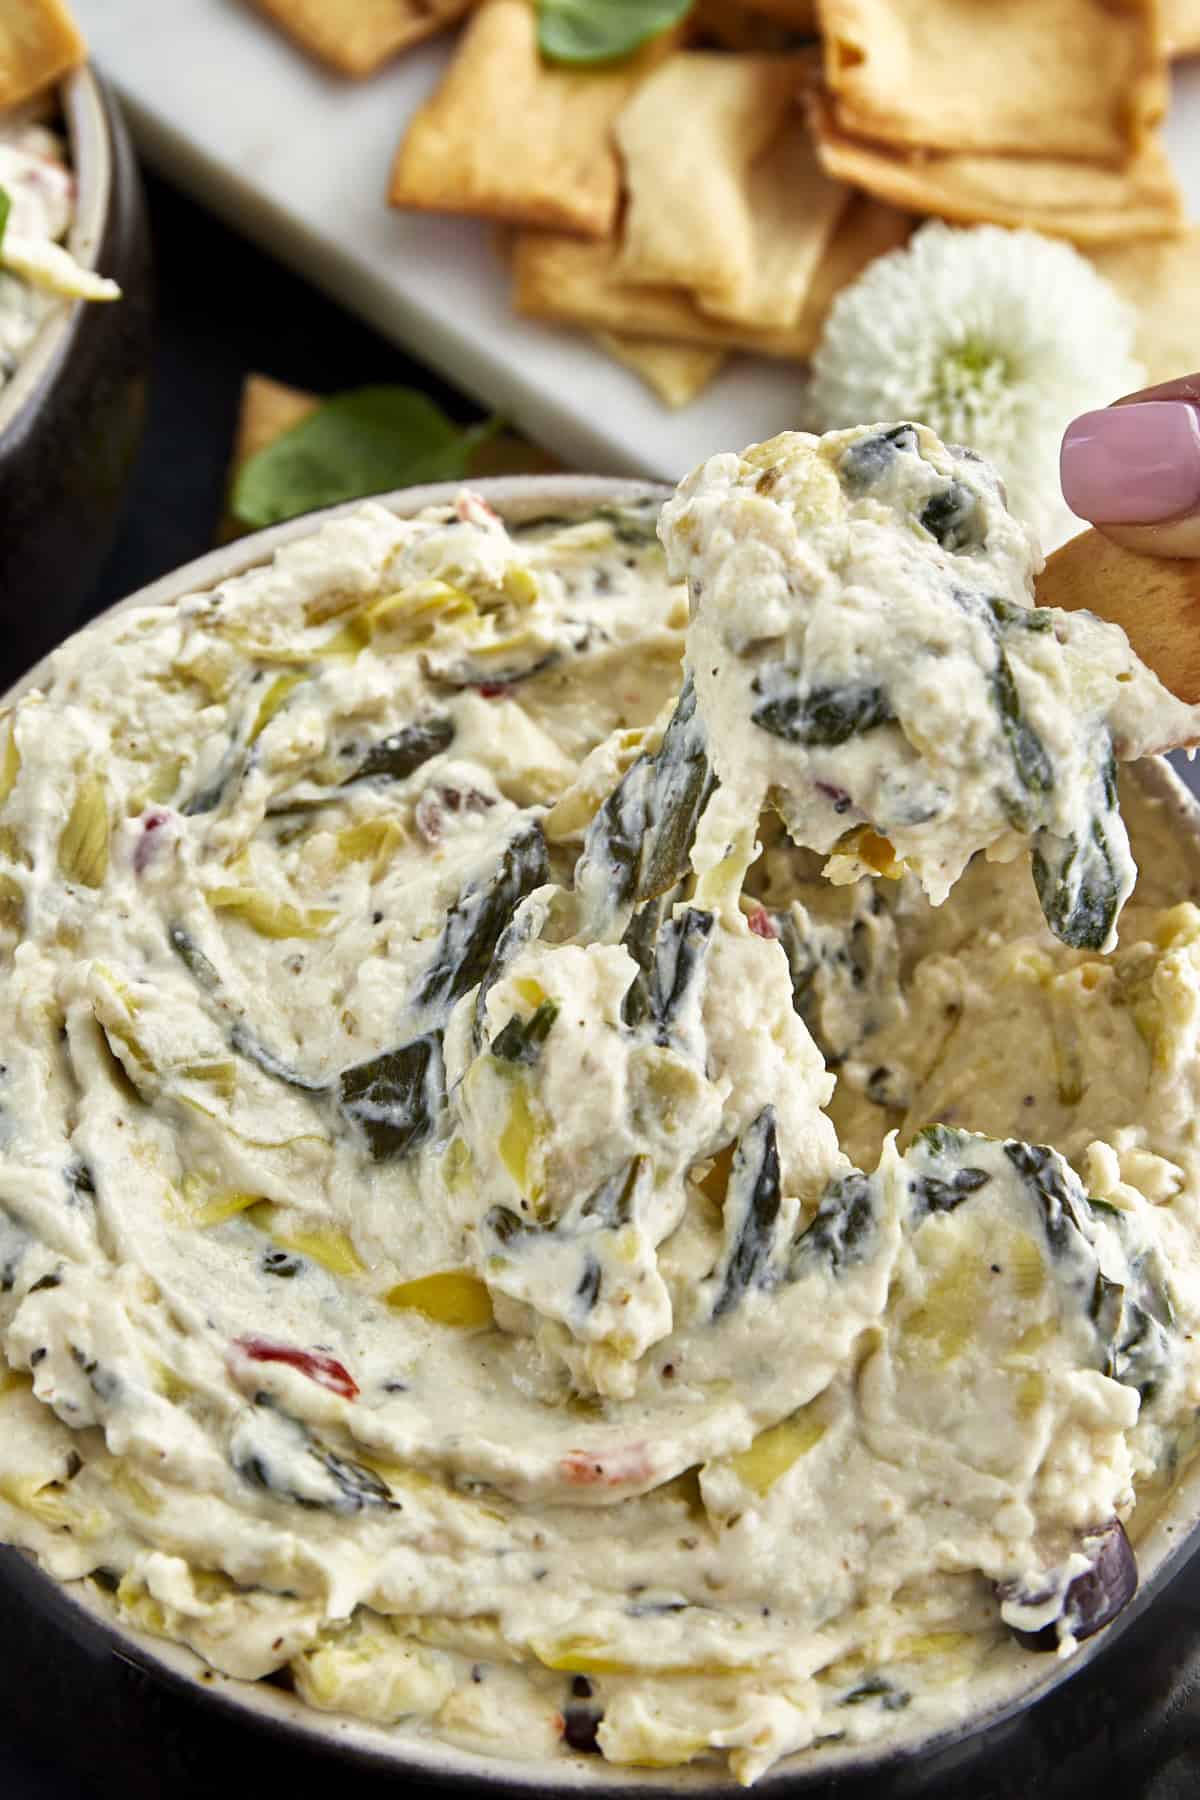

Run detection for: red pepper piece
[[233, 1335, 359, 1400]]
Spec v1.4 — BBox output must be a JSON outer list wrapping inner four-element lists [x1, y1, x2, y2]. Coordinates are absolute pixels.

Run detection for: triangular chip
[[0, 0, 85, 110], [704, 114, 851, 327], [593, 333, 727, 407], [390, 0, 677, 237], [614, 53, 845, 330], [247, 0, 471, 77], [1089, 227, 1200, 386], [817, 0, 1167, 164], [512, 192, 911, 358], [810, 94, 1185, 243]]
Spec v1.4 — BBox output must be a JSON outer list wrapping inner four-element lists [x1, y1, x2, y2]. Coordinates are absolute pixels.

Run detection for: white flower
[[804, 221, 1142, 552]]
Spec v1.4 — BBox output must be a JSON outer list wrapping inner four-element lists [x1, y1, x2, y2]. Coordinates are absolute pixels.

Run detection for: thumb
[[1060, 374, 1200, 560]]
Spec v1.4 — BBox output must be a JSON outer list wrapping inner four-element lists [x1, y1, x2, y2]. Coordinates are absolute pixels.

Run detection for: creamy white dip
[[0, 109, 118, 390], [1, 456, 1199, 1784]]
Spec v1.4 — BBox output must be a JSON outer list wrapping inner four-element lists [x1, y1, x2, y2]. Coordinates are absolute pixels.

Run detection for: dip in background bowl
[[0, 63, 151, 683]]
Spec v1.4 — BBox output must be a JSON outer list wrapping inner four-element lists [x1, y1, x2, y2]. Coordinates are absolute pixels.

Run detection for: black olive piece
[[261, 1249, 303, 1279], [1001, 1519, 1137, 1651]]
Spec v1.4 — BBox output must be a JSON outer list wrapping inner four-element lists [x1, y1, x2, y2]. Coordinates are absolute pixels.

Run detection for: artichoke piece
[[249, 670, 307, 743], [415, 823, 548, 1017], [256, 1206, 364, 1277], [58, 775, 109, 888], [385, 1271, 494, 1329], [182, 1179, 262, 1228], [498, 1076, 539, 1198], [341, 715, 455, 786], [339, 1032, 445, 1162], [335, 818, 405, 879], [0, 716, 19, 806], [711, 1107, 782, 1319], [0, 872, 22, 932], [207, 887, 336, 938], [726, 1400, 827, 1496]]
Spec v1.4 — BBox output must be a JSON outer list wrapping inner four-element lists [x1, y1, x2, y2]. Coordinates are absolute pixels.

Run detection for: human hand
[[1060, 374, 1200, 559]]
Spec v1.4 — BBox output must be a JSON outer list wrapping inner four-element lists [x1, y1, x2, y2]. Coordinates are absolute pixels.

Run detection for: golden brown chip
[[1163, 0, 1200, 53], [0, 0, 85, 110], [817, 0, 1166, 165], [705, 115, 851, 327], [512, 192, 911, 358], [389, 0, 676, 237], [1089, 227, 1200, 386], [790, 188, 914, 341], [810, 94, 1185, 244], [592, 333, 727, 407], [247, 0, 471, 77], [615, 54, 828, 324]]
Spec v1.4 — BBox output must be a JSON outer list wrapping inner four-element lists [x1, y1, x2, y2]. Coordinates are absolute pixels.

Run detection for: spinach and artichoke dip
[[0, 108, 119, 390], [2, 431, 1200, 1784]]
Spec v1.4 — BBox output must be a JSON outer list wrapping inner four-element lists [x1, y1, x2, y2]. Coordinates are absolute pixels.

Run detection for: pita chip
[[817, 0, 1167, 165], [593, 333, 727, 407], [390, 0, 676, 237], [247, 0, 472, 78], [811, 94, 1185, 244], [1163, 0, 1200, 53], [0, 0, 85, 110], [705, 114, 852, 327], [513, 192, 911, 358], [615, 54, 844, 328], [1089, 228, 1200, 386]]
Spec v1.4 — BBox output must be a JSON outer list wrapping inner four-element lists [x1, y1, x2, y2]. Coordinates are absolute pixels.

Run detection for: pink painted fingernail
[[1060, 401, 1200, 525]]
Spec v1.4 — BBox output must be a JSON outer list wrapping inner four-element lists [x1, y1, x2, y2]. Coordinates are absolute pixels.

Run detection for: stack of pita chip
[[252, 0, 1197, 409]]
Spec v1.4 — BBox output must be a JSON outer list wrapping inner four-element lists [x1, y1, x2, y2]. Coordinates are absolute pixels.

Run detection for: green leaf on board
[[538, 0, 693, 65], [231, 386, 502, 529]]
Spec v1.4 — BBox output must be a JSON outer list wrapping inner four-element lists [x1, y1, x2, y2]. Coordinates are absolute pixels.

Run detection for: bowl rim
[[7, 474, 1200, 1793], [0, 62, 112, 440]]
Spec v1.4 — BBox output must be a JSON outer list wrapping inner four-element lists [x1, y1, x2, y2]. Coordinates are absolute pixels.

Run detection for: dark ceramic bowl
[[0, 63, 152, 683], [3, 481, 1200, 1799]]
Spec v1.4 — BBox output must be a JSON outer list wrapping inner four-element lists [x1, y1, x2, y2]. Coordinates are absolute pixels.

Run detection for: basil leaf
[[538, 0, 693, 64], [231, 386, 502, 529], [0, 186, 10, 260]]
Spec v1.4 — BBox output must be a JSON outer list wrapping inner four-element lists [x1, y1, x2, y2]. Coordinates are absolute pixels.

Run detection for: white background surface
[[73, 0, 1200, 482]]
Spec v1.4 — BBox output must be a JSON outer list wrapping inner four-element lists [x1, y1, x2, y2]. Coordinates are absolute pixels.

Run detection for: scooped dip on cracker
[[2, 433, 1200, 1782]]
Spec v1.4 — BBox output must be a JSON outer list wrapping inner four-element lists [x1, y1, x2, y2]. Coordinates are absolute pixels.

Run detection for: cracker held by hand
[[0, 0, 85, 110], [811, 94, 1184, 244], [390, 0, 676, 237], [817, 0, 1166, 165], [247, 0, 471, 76]]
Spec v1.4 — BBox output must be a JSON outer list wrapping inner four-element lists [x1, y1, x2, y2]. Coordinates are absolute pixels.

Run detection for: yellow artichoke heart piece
[[59, 774, 110, 888], [385, 1271, 494, 1329], [207, 887, 336, 938]]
